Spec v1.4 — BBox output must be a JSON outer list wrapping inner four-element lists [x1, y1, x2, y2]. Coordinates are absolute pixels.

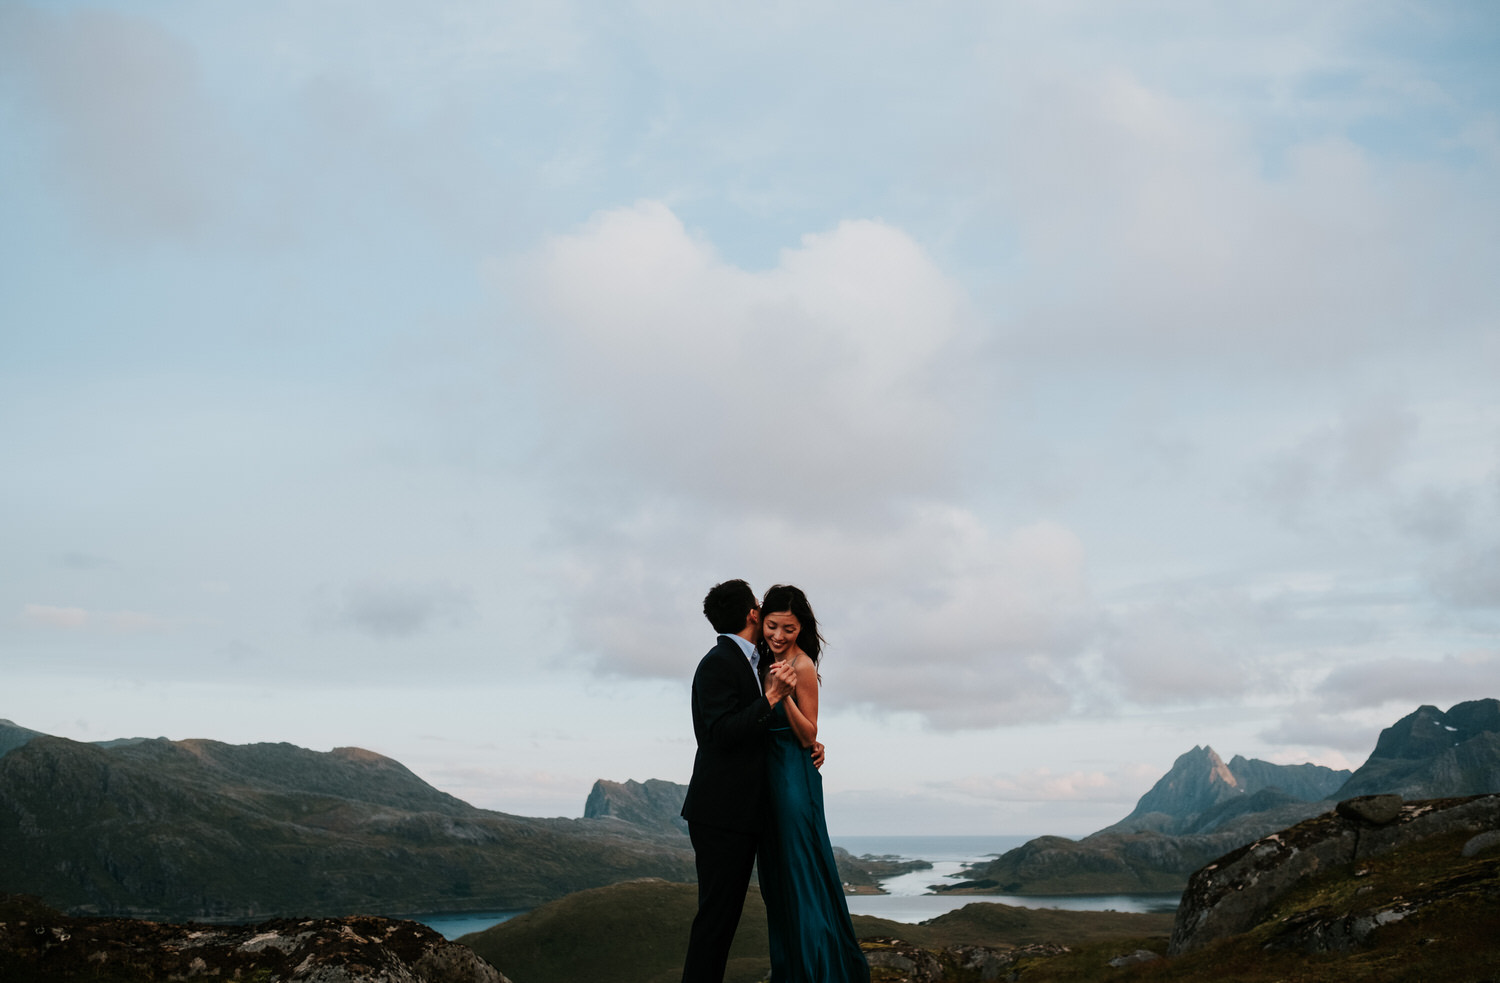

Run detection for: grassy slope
[[1009, 827, 1500, 982]]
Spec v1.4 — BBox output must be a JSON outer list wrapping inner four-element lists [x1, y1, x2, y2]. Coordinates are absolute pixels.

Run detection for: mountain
[[584, 778, 689, 833], [1336, 699, 1500, 799], [957, 699, 1500, 896], [0, 719, 42, 758], [0, 725, 694, 920], [1099, 745, 1349, 835]]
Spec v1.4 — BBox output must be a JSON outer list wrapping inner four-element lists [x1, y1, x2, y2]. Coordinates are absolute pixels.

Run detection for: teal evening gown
[[758, 702, 871, 983]]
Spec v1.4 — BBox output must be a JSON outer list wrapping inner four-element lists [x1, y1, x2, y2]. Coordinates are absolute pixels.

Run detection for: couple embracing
[[680, 579, 870, 983]]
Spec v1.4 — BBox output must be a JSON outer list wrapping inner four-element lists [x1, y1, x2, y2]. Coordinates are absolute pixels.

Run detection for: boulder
[[1335, 794, 1404, 825], [1107, 948, 1161, 967], [1462, 829, 1500, 858]]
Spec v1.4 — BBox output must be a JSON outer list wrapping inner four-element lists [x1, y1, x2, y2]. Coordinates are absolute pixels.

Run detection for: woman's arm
[[780, 653, 819, 748]]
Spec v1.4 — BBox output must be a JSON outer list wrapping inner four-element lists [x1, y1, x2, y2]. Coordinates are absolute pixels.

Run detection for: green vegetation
[[989, 827, 1500, 982], [0, 735, 694, 919]]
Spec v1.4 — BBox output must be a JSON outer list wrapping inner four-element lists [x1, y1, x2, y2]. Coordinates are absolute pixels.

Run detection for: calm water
[[412, 835, 1180, 937], [834, 835, 1179, 921], [413, 910, 525, 940]]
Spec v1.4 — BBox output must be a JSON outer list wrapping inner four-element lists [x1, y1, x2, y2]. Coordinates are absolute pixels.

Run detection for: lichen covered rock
[[0, 894, 508, 982]]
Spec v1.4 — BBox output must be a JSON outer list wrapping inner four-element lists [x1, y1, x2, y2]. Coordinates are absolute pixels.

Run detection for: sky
[[2, 1, 1498, 838]]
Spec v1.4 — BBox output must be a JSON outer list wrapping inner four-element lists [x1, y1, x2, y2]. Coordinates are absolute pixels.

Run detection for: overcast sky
[[3, 1, 1498, 837]]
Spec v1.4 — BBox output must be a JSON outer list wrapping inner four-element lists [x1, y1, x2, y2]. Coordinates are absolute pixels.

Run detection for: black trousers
[[682, 821, 760, 983]]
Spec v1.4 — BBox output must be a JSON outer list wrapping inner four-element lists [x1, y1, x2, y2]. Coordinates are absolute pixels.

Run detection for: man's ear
[[746, 608, 761, 631]]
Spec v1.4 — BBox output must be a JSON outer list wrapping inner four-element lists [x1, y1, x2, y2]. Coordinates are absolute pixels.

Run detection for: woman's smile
[[762, 612, 801, 656]]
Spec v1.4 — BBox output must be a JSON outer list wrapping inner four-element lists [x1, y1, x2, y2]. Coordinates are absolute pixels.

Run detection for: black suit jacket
[[680, 635, 778, 834]]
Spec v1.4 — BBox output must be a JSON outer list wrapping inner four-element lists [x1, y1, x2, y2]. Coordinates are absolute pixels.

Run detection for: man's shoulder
[[696, 636, 737, 665]]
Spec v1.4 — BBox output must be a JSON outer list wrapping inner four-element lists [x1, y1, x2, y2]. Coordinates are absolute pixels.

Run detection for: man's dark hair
[[703, 579, 757, 635]]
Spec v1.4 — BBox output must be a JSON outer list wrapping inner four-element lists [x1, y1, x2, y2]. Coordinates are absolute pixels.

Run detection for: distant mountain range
[[0, 720, 692, 920], [952, 698, 1500, 895], [5, 698, 1496, 919]]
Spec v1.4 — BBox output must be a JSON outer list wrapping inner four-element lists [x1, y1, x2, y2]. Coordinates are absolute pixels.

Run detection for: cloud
[[21, 603, 89, 630], [19, 603, 170, 633], [984, 59, 1500, 371], [0, 3, 235, 238], [314, 579, 477, 639], [1428, 545, 1500, 609], [503, 202, 1099, 728], [509, 200, 979, 516], [946, 766, 1134, 804], [1100, 593, 1259, 705], [1259, 709, 1387, 755], [1314, 650, 1500, 711], [1250, 397, 1420, 527]]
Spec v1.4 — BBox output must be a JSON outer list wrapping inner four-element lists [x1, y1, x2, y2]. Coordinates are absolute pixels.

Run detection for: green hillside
[[0, 733, 693, 920]]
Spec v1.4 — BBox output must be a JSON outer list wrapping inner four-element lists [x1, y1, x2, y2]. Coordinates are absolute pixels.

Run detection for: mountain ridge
[[0, 726, 693, 920], [956, 698, 1500, 896]]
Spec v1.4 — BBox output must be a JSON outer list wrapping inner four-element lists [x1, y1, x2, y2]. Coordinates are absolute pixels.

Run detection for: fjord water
[[415, 835, 1180, 938], [835, 835, 1180, 922]]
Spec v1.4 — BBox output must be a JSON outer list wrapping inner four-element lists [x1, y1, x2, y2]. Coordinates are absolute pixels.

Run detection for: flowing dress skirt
[[758, 710, 870, 983]]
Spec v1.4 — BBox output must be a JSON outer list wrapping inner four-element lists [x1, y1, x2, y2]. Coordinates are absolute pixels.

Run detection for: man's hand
[[810, 741, 825, 770]]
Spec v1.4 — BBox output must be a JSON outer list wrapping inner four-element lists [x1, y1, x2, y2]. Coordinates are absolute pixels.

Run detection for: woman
[[757, 585, 870, 983]]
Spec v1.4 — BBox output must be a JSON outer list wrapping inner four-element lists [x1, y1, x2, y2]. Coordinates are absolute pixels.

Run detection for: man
[[679, 579, 818, 983]]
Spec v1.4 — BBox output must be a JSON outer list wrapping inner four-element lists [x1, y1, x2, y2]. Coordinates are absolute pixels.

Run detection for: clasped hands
[[764, 660, 798, 701], [765, 661, 825, 769]]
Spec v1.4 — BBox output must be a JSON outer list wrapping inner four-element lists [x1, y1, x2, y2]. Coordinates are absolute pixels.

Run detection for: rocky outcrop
[[0, 726, 695, 920], [1169, 792, 1500, 954], [0, 894, 508, 982], [1337, 699, 1500, 799], [583, 777, 689, 834]]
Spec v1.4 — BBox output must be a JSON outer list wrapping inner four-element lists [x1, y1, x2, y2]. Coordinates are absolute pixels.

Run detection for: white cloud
[[509, 200, 977, 515], [500, 202, 1100, 728]]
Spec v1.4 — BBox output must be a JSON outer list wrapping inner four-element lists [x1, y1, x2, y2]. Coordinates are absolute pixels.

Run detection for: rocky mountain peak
[[583, 778, 689, 834], [1115, 745, 1241, 828], [1105, 744, 1352, 836], [1336, 698, 1500, 799]]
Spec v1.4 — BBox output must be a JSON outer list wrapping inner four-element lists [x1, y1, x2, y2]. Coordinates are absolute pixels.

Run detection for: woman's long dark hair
[[756, 584, 826, 666]]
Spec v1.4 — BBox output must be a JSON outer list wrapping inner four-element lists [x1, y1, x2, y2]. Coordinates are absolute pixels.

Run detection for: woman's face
[[762, 610, 801, 657]]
